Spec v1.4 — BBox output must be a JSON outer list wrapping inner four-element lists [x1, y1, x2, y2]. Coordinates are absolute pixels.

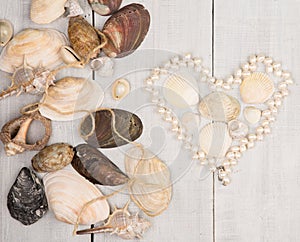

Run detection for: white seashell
[[181, 112, 201, 135], [240, 72, 274, 104], [199, 92, 241, 122], [90, 57, 114, 76], [163, 70, 199, 108], [112, 78, 130, 100], [243, 106, 261, 124], [0, 28, 67, 73], [0, 19, 13, 47], [39, 77, 104, 121], [228, 120, 249, 140], [64, 0, 84, 18], [199, 122, 232, 158], [43, 169, 110, 225], [60, 45, 81, 64]]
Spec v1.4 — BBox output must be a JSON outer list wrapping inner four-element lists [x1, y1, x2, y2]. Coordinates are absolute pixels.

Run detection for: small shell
[[199, 92, 241, 122], [90, 56, 114, 76], [32, 143, 74, 172], [199, 122, 232, 158], [163, 70, 199, 108], [0, 19, 13, 46], [240, 72, 274, 104], [243, 106, 262, 124], [88, 0, 122, 16], [60, 46, 81, 64], [112, 78, 130, 100], [64, 0, 84, 18], [228, 120, 249, 140]]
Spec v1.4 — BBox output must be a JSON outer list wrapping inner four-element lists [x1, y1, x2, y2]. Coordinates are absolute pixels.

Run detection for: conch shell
[[88, 0, 122, 16]]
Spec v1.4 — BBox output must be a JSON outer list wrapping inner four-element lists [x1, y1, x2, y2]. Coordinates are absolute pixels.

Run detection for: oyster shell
[[43, 169, 110, 225], [7, 167, 48, 225], [240, 72, 274, 104], [112, 78, 130, 100], [102, 3, 150, 58], [80, 109, 143, 148], [0, 28, 68, 73], [228, 120, 249, 140], [39, 77, 104, 121], [32, 143, 74, 172], [72, 144, 129, 186], [88, 0, 122, 16], [199, 122, 232, 158], [243, 106, 262, 125], [0, 19, 13, 47], [199, 92, 241, 122]]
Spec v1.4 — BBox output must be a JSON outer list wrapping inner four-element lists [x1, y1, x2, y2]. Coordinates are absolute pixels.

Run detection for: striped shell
[[240, 72, 274, 104]]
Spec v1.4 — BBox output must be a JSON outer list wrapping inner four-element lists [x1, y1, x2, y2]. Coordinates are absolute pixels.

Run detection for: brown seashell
[[32, 143, 74, 172], [71, 144, 129, 186], [102, 3, 150, 58], [80, 109, 143, 148], [88, 0, 122, 16]]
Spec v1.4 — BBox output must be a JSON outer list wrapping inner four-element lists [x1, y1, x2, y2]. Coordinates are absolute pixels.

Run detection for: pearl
[[171, 56, 179, 64], [159, 68, 168, 75], [234, 78, 242, 85], [226, 151, 235, 159], [278, 82, 288, 90], [222, 83, 231, 90], [274, 70, 282, 77], [239, 144, 247, 152], [158, 107, 166, 114], [152, 68, 161, 75], [282, 71, 291, 79], [183, 53, 192, 61], [266, 65, 273, 73], [256, 134, 264, 141], [226, 75, 234, 84], [249, 55, 257, 63], [240, 138, 249, 144], [262, 110, 272, 117], [272, 62, 281, 70], [231, 146, 240, 152], [151, 75, 159, 81], [222, 176, 231, 186], [274, 92, 283, 99], [285, 79, 294, 85], [235, 69, 242, 77], [264, 57, 273, 65], [256, 126, 264, 134], [261, 120, 270, 127], [208, 77, 216, 84], [242, 63, 250, 71], [246, 141, 255, 149], [218, 170, 227, 179], [257, 54, 266, 62], [249, 64, 257, 72], [267, 116, 276, 122], [266, 99, 275, 107], [281, 89, 289, 97], [264, 126, 271, 134], [230, 159, 238, 166], [248, 133, 257, 141], [198, 151, 206, 159], [275, 98, 282, 106], [215, 79, 223, 87], [193, 57, 202, 66], [242, 71, 251, 77], [270, 107, 278, 114], [202, 68, 210, 76], [145, 78, 153, 86]]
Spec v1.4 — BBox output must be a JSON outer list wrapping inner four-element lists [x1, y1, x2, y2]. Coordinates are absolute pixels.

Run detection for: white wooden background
[[0, 0, 299, 241]]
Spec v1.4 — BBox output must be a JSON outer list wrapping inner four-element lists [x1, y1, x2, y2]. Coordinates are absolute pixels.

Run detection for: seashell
[[76, 202, 151, 239], [71, 144, 129, 186], [199, 122, 232, 158], [39, 77, 104, 121], [0, 19, 13, 47], [228, 120, 249, 140], [88, 0, 122, 16], [64, 0, 84, 18], [199, 92, 241, 122], [43, 169, 110, 225], [181, 112, 201, 135], [163, 70, 199, 108], [125, 147, 172, 217], [102, 3, 150, 58], [0, 112, 51, 156], [0, 28, 68, 73], [112, 78, 130, 100], [80, 109, 143, 148], [32, 143, 74, 172], [60, 45, 81, 65], [7, 167, 48, 225], [243, 106, 262, 125], [240, 72, 275, 104], [90, 56, 114, 76]]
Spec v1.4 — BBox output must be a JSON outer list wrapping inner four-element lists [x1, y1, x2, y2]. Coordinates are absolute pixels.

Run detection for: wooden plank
[[214, 0, 300, 241]]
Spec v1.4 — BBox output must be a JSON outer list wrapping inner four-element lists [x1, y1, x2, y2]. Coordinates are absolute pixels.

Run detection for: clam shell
[[0, 19, 13, 47], [112, 78, 130, 100], [0, 28, 68, 73], [199, 92, 241, 122], [103, 3, 150, 58], [7, 167, 48, 225], [199, 122, 232, 158], [43, 169, 110, 225], [228, 120, 249, 140], [125, 147, 172, 217], [240, 72, 274, 104], [243, 106, 261, 124], [32, 143, 74, 172], [72, 144, 129, 186], [80, 109, 143, 148], [60, 45, 81, 64], [39, 77, 104, 121], [88, 0, 122, 16]]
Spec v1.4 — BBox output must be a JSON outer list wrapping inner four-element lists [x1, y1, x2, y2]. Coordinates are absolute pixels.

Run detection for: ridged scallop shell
[[0, 19, 13, 47], [32, 143, 74, 172], [39, 77, 104, 121], [43, 169, 110, 225], [0, 28, 67, 73], [199, 122, 232, 158], [243, 106, 261, 124], [240, 72, 274, 104], [112, 78, 130, 100], [125, 147, 172, 217], [199, 92, 241, 122], [163, 70, 199, 108], [88, 0, 122, 16], [102, 3, 150, 58]]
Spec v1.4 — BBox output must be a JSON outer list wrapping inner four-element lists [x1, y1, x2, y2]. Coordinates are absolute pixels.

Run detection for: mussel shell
[[88, 0, 122, 16], [7, 167, 48, 225], [80, 109, 143, 148], [72, 144, 129, 186], [102, 3, 150, 58]]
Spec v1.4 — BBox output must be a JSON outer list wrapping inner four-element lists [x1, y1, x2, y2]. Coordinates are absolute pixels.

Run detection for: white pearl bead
[[183, 53, 192, 61], [151, 75, 159, 81], [257, 54, 265, 62], [278, 82, 288, 90], [222, 83, 231, 90], [285, 79, 294, 85], [218, 170, 227, 179], [249, 64, 257, 72], [226, 75, 234, 84], [171, 56, 179, 64], [240, 138, 249, 144], [266, 99, 275, 107], [274, 70, 282, 77], [264, 57, 273, 65], [198, 151, 206, 160], [230, 159, 238, 166], [262, 110, 272, 117], [152, 68, 160, 75], [256, 126, 264, 134], [231, 146, 240, 152], [266, 65, 273, 73], [264, 126, 271, 134], [171, 125, 180, 132], [158, 107, 166, 114], [159, 68, 168, 75], [261, 120, 270, 127], [222, 176, 231, 186], [272, 62, 281, 70], [246, 141, 255, 149], [234, 152, 242, 159], [274, 98, 282, 107], [270, 107, 278, 114], [274, 92, 283, 99], [222, 161, 231, 168], [282, 71, 291, 79], [215, 79, 223, 87], [239, 144, 247, 152], [267, 116, 276, 122], [208, 77, 216, 84], [226, 151, 235, 159], [202, 68, 210, 76], [163, 61, 171, 68], [249, 55, 257, 63], [234, 78, 242, 85], [235, 69, 242, 77], [145, 78, 153, 86], [242, 63, 250, 71], [281, 89, 289, 97], [248, 133, 257, 141], [193, 57, 202, 66], [256, 134, 264, 141], [242, 71, 251, 77]]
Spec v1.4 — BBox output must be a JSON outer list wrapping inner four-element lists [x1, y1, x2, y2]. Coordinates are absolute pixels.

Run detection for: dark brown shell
[[88, 0, 122, 16], [68, 16, 101, 60], [72, 144, 129, 186], [102, 3, 150, 58], [80, 109, 143, 148]]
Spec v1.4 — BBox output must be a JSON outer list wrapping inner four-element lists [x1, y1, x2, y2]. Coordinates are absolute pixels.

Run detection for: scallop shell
[[0, 19, 13, 47], [88, 0, 122, 16], [228, 120, 249, 140], [240, 72, 275, 104], [60, 46, 81, 64], [243, 106, 262, 124], [112, 78, 130, 100], [199, 92, 241, 122], [32, 143, 74, 172], [163, 70, 199, 108], [0, 28, 67, 73], [43, 169, 110, 225], [199, 122, 232, 158], [39, 77, 104, 121]]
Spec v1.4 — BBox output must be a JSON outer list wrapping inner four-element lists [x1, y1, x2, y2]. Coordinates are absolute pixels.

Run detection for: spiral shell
[[88, 0, 122, 16]]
